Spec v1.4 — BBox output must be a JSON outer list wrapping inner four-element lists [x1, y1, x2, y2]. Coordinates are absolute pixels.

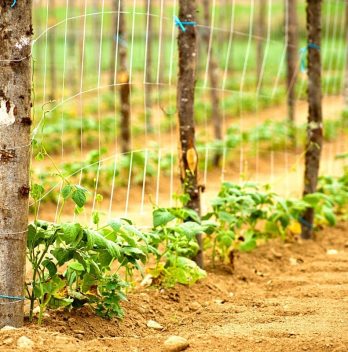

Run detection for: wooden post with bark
[[344, 0, 348, 111], [109, 0, 119, 90], [177, 0, 203, 267], [118, 0, 131, 154], [144, 0, 153, 132], [256, 0, 266, 86], [202, 0, 223, 166], [286, 0, 298, 124], [301, 0, 323, 239], [0, 0, 32, 327]]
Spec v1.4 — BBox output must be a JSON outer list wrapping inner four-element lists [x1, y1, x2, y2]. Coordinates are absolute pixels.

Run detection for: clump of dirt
[[1, 223, 348, 351]]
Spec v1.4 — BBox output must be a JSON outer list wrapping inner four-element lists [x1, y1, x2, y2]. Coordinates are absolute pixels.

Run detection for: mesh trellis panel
[[30, 0, 348, 227]]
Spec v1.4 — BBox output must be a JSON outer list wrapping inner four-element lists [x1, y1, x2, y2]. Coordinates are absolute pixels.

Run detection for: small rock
[[327, 249, 338, 255], [181, 306, 189, 313], [289, 257, 298, 266], [344, 242, 348, 248], [140, 293, 150, 303], [3, 337, 14, 345], [75, 334, 84, 340], [17, 336, 34, 349], [1, 326, 17, 331], [141, 274, 153, 287], [32, 307, 40, 314], [164, 336, 189, 352], [189, 301, 201, 311], [73, 329, 85, 335], [271, 248, 282, 259], [147, 320, 163, 330], [214, 299, 226, 305], [138, 306, 147, 314]]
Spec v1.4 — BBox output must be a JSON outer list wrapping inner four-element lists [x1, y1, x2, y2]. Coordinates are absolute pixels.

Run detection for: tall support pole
[[0, 0, 33, 327], [118, 0, 131, 154], [286, 0, 298, 124], [177, 0, 203, 267], [302, 0, 323, 239], [344, 0, 348, 111], [256, 0, 266, 85]]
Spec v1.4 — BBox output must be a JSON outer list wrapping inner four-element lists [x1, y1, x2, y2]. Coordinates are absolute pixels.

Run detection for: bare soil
[[2, 223, 348, 351]]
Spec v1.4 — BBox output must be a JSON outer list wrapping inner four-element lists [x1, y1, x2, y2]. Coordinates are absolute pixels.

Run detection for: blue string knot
[[0, 294, 25, 301], [298, 217, 313, 229], [114, 34, 127, 48], [299, 43, 320, 73], [174, 16, 196, 32]]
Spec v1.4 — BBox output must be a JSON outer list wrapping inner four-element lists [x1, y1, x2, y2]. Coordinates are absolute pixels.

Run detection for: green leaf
[[175, 222, 203, 238], [85, 229, 121, 258], [217, 211, 235, 224], [72, 186, 87, 208], [109, 220, 122, 232], [239, 239, 257, 252], [42, 259, 57, 277], [322, 207, 336, 226], [31, 184, 44, 201], [35, 152, 45, 161], [61, 185, 73, 199], [68, 261, 85, 272], [92, 211, 100, 225], [60, 223, 82, 243], [51, 247, 74, 265], [153, 208, 176, 227], [27, 224, 37, 249]]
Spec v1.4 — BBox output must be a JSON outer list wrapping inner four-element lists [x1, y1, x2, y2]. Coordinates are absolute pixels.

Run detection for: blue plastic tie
[[298, 217, 313, 229], [174, 16, 196, 32], [0, 294, 25, 301], [11, 0, 17, 8], [300, 43, 320, 73], [114, 34, 127, 48]]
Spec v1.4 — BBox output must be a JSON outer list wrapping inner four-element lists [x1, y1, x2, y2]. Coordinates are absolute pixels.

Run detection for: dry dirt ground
[[1, 223, 348, 352]]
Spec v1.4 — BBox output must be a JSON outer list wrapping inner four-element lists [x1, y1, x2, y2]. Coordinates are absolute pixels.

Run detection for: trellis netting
[[30, 0, 348, 226]]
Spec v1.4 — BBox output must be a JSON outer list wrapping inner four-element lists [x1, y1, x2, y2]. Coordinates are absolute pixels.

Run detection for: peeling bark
[[256, 0, 266, 85], [0, 1, 32, 327], [109, 0, 118, 90], [302, 0, 323, 240], [286, 0, 298, 124], [177, 0, 203, 267], [118, 0, 131, 154], [344, 0, 348, 110]]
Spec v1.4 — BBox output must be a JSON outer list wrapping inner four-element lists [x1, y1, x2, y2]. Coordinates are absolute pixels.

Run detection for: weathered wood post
[[344, 0, 348, 111], [118, 0, 131, 154], [0, 0, 33, 327], [286, 0, 298, 124], [302, 0, 323, 239], [177, 0, 203, 267], [256, 0, 266, 85]]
